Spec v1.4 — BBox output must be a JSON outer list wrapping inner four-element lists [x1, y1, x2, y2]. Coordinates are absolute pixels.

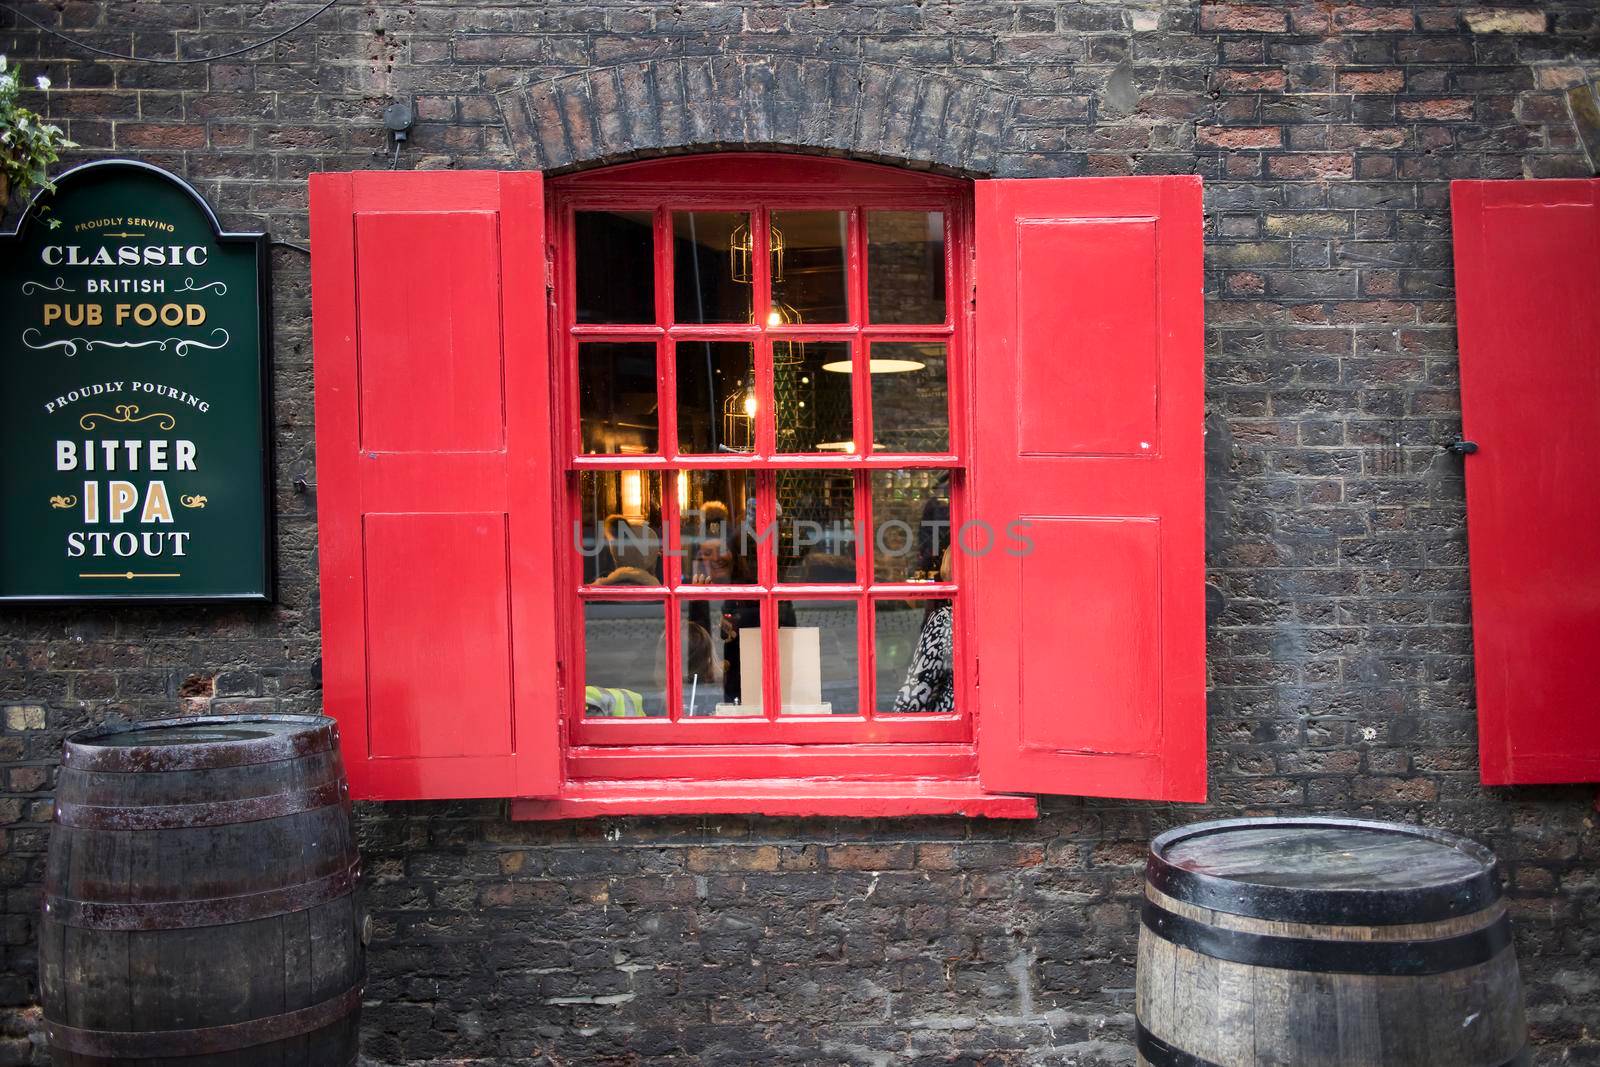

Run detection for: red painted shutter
[[971, 177, 1206, 802], [1451, 179, 1600, 785], [309, 171, 561, 800]]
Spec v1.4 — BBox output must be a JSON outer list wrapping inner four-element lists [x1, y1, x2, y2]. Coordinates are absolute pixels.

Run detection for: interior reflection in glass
[[779, 599, 859, 715], [770, 210, 849, 324], [776, 469, 856, 583], [875, 598, 954, 714], [676, 341, 756, 454], [674, 211, 752, 324], [775, 341, 852, 454], [869, 342, 949, 453], [870, 469, 952, 583], [679, 598, 761, 716], [578, 342, 658, 455], [577, 470, 663, 587], [583, 600, 667, 717], [867, 210, 945, 324], [575, 210, 654, 324]]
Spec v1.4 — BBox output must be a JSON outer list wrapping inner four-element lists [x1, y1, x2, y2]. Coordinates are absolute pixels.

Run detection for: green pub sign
[[1, 160, 272, 601]]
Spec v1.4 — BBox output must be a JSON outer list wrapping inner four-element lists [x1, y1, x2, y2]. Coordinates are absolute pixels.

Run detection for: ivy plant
[[0, 56, 76, 223]]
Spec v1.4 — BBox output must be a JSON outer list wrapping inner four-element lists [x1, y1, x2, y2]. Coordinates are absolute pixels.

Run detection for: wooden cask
[[1136, 817, 1527, 1067], [40, 715, 363, 1066]]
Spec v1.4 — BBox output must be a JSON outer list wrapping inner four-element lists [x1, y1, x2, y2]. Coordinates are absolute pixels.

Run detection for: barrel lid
[[1148, 816, 1502, 925], [63, 715, 339, 772]]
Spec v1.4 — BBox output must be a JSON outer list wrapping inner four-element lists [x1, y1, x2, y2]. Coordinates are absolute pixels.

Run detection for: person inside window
[[593, 514, 662, 586], [893, 548, 954, 713]]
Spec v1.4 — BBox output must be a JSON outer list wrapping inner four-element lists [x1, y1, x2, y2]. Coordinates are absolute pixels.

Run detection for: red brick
[[1266, 153, 1355, 179], [1214, 69, 1288, 92], [1200, 4, 1288, 32], [115, 122, 206, 150], [1198, 126, 1283, 149], [1332, 6, 1416, 31], [1399, 98, 1474, 121], [1338, 70, 1406, 93]]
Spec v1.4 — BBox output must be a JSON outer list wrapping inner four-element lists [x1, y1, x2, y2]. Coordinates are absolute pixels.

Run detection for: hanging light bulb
[[730, 220, 786, 284]]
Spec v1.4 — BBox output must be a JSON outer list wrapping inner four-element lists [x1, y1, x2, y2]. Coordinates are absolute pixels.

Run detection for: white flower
[[35, 75, 51, 91], [0, 74, 14, 93]]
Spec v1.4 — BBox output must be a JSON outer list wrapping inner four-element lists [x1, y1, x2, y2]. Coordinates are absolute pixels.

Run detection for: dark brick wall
[[3, 1, 1600, 1063]]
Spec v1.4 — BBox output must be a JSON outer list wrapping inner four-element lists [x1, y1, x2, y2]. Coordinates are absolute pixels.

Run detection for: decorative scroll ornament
[[176, 277, 228, 295], [49, 495, 77, 509], [21, 277, 73, 296], [79, 404, 177, 432], [23, 328, 230, 359], [180, 495, 208, 509]]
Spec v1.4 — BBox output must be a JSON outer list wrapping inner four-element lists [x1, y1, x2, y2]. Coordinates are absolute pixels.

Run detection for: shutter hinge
[[544, 247, 555, 294]]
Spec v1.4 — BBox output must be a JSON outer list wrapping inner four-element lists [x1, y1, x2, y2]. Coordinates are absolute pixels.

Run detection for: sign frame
[[0, 158, 275, 604]]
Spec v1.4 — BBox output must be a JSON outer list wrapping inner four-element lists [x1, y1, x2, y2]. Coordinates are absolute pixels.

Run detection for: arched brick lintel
[[496, 55, 1015, 176]]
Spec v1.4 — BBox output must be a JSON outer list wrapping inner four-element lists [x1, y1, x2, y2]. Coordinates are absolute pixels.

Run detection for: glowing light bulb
[[766, 309, 783, 327], [743, 393, 757, 417]]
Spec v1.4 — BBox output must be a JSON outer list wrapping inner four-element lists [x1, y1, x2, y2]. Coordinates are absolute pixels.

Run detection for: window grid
[[560, 186, 967, 744]]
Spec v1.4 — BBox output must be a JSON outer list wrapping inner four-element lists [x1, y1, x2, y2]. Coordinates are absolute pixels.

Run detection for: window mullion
[[857, 470, 876, 720]]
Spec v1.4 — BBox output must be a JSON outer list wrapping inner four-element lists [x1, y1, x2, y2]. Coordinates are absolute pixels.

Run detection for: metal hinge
[[1447, 439, 1479, 456], [544, 249, 554, 293]]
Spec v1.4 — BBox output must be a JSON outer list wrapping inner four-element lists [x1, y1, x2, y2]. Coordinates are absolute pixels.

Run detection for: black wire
[[4, 0, 341, 65]]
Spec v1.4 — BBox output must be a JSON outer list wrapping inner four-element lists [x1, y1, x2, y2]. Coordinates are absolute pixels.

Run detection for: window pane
[[775, 340, 853, 454], [870, 470, 952, 583], [577, 471, 663, 587], [583, 600, 667, 717], [875, 599, 955, 714], [680, 598, 760, 717], [780, 600, 859, 715], [673, 211, 753, 324], [867, 210, 946, 324], [771, 210, 849, 324], [676, 341, 756, 454], [579, 342, 658, 455], [777, 469, 856, 583], [575, 210, 655, 325], [869, 341, 949, 453], [679, 470, 757, 586]]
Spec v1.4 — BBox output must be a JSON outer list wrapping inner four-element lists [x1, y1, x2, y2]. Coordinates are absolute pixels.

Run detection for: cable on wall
[[3, 0, 341, 65]]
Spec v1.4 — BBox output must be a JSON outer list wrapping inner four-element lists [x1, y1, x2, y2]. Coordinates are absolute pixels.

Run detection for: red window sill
[[509, 778, 1038, 820]]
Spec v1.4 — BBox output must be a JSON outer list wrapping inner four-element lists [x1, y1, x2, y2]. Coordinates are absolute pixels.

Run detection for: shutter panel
[[309, 171, 561, 800], [971, 177, 1206, 802], [1451, 179, 1600, 785]]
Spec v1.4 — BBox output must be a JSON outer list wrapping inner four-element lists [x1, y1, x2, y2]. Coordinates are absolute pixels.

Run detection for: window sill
[[509, 778, 1037, 820]]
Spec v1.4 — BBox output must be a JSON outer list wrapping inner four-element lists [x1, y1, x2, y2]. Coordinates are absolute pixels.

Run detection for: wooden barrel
[[1136, 816, 1527, 1067], [40, 715, 363, 1066]]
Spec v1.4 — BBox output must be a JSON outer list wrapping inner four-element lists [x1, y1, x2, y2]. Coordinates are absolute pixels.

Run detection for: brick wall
[[3, 1, 1600, 1063]]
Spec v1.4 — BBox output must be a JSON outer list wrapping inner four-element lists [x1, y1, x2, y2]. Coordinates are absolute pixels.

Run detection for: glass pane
[[673, 211, 752, 324], [577, 471, 663, 587], [680, 598, 761, 717], [770, 210, 849, 324], [679, 470, 757, 586], [676, 341, 756, 455], [870, 342, 949, 453], [875, 599, 955, 714], [583, 600, 668, 717], [579, 342, 657, 455], [775, 341, 853, 454], [776, 469, 856, 583], [780, 600, 859, 715], [870, 470, 951, 583], [575, 210, 654, 324], [867, 210, 946, 324]]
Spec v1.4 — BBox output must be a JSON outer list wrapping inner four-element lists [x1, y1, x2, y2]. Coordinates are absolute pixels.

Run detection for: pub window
[[309, 156, 1205, 812], [560, 180, 967, 748]]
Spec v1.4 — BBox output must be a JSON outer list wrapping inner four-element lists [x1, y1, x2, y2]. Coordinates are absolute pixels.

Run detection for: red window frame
[[548, 155, 975, 772]]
